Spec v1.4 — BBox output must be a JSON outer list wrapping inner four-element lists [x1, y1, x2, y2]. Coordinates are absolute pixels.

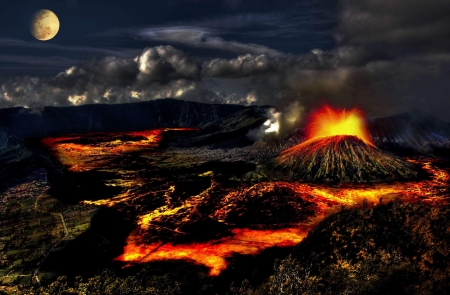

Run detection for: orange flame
[[306, 105, 372, 144]]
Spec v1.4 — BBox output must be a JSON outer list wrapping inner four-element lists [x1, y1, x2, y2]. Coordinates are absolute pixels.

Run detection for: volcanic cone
[[274, 135, 418, 183]]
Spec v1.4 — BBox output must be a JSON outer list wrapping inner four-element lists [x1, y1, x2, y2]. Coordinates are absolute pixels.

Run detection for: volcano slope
[[274, 135, 418, 183], [250, 202, 450, 295]]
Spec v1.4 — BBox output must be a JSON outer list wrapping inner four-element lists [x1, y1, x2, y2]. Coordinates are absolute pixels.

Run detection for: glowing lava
[[118, 228, 309, 276], [41, 129, 450, 277], [116, 159, 449, 275], [306, 105, 372, 145], [41, 128, 198, 172]]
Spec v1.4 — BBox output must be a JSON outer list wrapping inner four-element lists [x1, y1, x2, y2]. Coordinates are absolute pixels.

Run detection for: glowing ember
[[306, 105, 372, 145]]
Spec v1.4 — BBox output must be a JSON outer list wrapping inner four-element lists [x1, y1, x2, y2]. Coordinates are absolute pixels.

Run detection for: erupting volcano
[[275, 106, 419, 182]]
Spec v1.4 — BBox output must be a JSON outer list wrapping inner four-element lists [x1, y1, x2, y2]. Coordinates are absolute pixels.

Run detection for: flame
[[306, 105, 372, 144]]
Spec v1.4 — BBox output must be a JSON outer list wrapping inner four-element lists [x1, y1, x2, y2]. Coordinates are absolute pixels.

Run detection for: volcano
[[275, 135, 418, 182], [274, 106, 419, 183]]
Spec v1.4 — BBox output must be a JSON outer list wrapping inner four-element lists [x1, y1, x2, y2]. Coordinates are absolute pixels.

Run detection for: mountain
[[273, 135, 418, 183], [368, 109, 450, 155], [0, 99, 264, 139]]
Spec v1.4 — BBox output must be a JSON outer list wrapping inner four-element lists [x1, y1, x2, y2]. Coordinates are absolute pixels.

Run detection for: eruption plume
[[306, 106, 372, 144]]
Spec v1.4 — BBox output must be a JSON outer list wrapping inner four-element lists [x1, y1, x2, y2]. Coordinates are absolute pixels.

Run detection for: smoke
[[281, 101, 305, 132], [247, 101, 306, 141], [247, 108, 280, 141]]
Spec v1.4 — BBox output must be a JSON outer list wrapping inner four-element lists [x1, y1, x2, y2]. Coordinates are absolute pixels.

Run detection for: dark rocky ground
[[20, 202, 450, 295]]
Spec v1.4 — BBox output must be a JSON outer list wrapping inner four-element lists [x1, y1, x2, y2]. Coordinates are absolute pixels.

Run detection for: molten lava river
[[42, 128, 450, 276]]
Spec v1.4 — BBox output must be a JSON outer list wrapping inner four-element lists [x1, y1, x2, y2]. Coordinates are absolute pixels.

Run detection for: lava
[[306, 105, 372, 145], [117, 227, 310, 276], [41, 128, 198, 172], [116, 159, 449, 275], [40, 129, 450, 277], [275, 106, 415, 183]]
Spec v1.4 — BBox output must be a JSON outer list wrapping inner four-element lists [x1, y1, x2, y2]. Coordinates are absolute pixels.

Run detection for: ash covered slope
[[0, 99, 254, 139], [368, 109, 450, 155], [275, 135, 418, 183]]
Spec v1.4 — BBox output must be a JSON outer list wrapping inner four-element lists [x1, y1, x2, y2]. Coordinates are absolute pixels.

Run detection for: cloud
[[135, 46, 201, 84], [328, 0, 450, 119], [202, 50, 338, 78], [135, 26, 282, 56], [337, 0, 450, 61], [2, 0, 450, 123], [0, 38, 140, 58], [0, 46, 210, 108], [0, 54, 78, 69]]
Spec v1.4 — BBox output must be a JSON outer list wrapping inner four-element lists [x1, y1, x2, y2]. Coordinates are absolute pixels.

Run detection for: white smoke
[[263, 108, 281, 134], [247, 108, 280, 140], [247, 101, 305, 141]]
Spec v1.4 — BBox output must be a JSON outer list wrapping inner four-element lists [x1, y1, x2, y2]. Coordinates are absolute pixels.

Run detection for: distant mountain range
[[368, 109, 450, 155], [0, 98, 267, 139]]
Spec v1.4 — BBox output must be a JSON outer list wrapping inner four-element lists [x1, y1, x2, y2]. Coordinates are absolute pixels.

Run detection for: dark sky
[[1, 0, 450, 121], [0, 0, 336, 76]]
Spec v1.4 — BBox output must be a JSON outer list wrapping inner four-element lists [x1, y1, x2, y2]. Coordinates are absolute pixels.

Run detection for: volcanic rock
[[274, 135, 418, 183], [212, 182, 318, 227]]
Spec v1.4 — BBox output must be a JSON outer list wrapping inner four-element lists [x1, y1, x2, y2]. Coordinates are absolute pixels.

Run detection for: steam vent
[[274, 106, 419, 183]]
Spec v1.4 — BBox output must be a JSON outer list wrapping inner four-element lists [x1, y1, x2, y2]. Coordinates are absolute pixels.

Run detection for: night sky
[[1, 0, 450, 120]]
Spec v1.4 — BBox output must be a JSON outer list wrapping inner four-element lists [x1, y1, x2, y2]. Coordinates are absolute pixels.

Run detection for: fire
[[306, 105, 372, 144]]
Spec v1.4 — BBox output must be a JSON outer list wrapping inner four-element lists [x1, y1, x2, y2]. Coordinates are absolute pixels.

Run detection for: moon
[[30, 9, 60, 41]]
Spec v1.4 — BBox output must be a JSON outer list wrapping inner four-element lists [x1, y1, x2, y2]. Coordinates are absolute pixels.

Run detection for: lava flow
[[118, 227, 310, 276], [41, 128, 197, 172], [116, 159, 449, 276], [40, 125, 450, 277]]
